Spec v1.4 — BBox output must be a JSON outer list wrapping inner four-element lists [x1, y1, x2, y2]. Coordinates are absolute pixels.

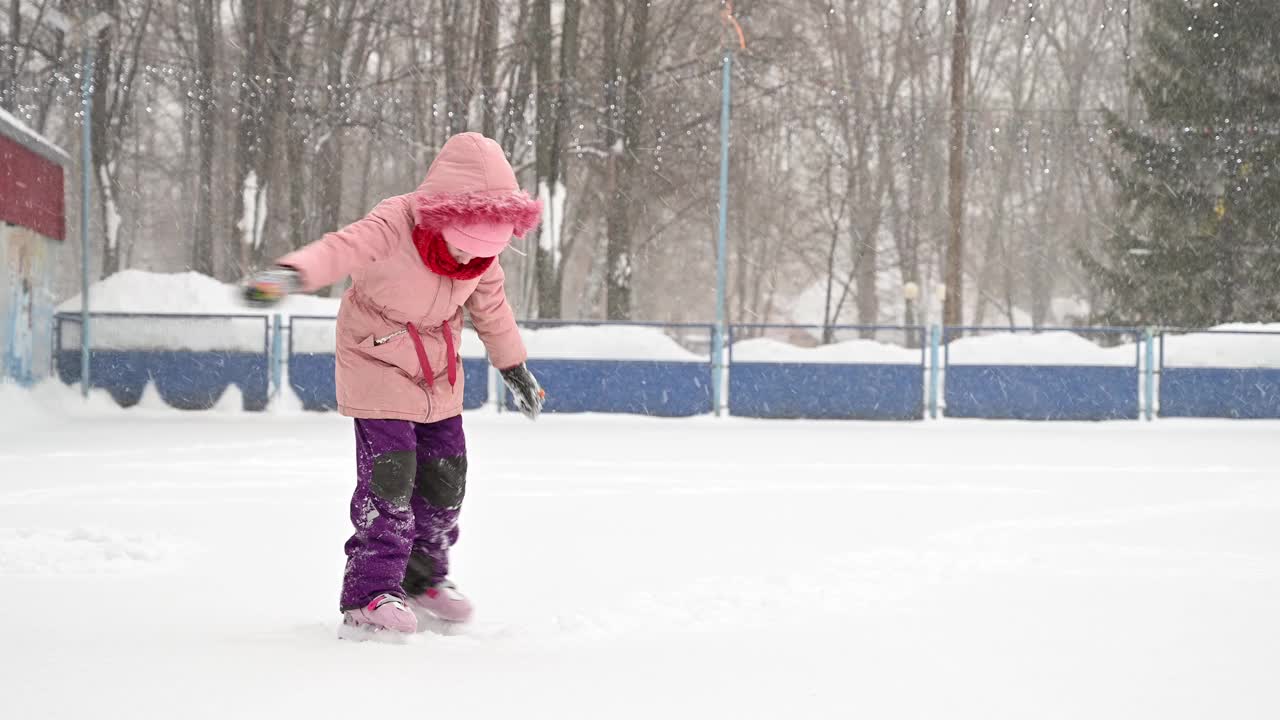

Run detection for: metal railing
[[41, 314, 1280, 421]]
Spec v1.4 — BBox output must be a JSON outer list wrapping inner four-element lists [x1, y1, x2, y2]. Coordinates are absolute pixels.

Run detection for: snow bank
[[58, 269, 340, 317], [0, 381, 57, 431], [522, 325, 704, 361], [0, 379, 124, 432], [731, 337, 921, 364], [0, 377, 307, 423], [944, 325, 1280, 369], [946, 331, 1139, 366], [50, 272, 1280, 367], [54, 269, 480, 356], [1161, 323, 1280, 369], [57, 270, 340, 352]]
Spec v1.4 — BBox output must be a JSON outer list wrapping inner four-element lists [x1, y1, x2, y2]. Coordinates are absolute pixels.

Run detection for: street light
[[903, 281, 920, 347], [21, 1, 114, 397], [712, 2, 746, 417], [74, 12, 113, 399]]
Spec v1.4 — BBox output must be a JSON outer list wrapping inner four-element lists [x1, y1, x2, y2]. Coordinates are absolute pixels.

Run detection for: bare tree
[[231, 0, 293, 274], [86, 0, 154, 278], [943, 0, 969, 327], [476, 0, 499, 137], [530, 0, 581, 318], [604, 0, 650, 320], [188, 0, 218, 276]]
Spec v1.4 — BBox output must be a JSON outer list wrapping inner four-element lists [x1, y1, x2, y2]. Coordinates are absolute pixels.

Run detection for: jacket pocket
[[355, 332, 421, 379]]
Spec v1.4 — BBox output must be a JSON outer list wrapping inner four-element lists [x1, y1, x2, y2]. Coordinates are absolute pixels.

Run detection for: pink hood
[[414, 133, 542, 249]]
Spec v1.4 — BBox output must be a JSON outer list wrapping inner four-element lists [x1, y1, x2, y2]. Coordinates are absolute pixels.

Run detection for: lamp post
[[20, 2, 113, 397], [76, 13, 112, 398], [73, 12, 113, 398], [903, 281, 920, 346], [712, 3, 745, 417]]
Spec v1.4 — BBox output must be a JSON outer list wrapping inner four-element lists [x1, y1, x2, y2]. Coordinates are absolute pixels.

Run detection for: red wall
[[0, 132, 65, 241]]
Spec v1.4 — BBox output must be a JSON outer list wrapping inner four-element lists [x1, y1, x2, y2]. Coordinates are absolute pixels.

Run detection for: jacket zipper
[[373, 329, 406, 346]]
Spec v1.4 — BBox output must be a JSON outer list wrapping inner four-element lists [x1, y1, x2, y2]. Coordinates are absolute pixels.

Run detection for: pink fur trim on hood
[[415, 191, 543, 238], [411, 132, 543, 238]]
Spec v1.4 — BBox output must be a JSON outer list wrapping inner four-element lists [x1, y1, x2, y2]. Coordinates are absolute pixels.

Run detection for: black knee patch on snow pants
[[416, 455, 467, 509], [370, 450, 416, 507]]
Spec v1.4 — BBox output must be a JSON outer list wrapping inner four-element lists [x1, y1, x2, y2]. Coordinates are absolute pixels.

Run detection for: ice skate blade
[[337, 619, 413, 644]]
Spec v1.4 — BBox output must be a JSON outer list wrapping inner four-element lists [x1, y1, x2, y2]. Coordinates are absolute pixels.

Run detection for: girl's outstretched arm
[[277, 195, 411, 292]]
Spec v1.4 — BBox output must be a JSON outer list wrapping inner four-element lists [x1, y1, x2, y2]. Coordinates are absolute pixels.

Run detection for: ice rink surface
[[2, 409, 1277, 719]]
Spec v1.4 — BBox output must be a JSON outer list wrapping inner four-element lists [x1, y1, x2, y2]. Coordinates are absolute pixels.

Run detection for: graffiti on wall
[[1, 224, 54, 385]]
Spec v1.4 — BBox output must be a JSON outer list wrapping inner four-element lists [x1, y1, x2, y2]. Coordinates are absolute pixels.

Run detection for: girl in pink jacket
[[244, 132, 544, 640]]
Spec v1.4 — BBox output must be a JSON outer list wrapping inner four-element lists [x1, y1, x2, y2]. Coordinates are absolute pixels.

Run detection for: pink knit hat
[[442, 221, 515, 259]]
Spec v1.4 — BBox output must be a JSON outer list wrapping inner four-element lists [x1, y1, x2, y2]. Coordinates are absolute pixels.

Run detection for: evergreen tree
[[1090, 0, 1280, 327]]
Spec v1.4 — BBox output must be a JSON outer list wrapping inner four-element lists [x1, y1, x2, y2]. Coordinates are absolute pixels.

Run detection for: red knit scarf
[[412, 225, 495, 280]]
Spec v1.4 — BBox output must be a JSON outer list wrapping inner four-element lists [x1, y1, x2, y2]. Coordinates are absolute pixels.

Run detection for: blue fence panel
[[1158, 330, 1280, 419], [288, 352, 337, 411], [54, 314, 270, 410], [1159, 368, 1280, 419], [943, 327, 1141, 421], [508, 358, 712, 416], [508, 320, 714, 416], [726, 325, 925, 420], [945, 365, 1139, 420], [730, 362, 922, 420]]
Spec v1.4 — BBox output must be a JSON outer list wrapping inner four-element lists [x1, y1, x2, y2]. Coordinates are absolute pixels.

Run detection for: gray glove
[[501, 364, 545, 420]]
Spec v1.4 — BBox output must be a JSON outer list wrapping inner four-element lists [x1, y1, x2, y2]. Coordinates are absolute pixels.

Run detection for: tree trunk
[[313, 0, 355, 292], [477, 0, 499, 137], [531, 0, 555, 317], [500, 0, 533, 157], [441, 0, 470, 135], [528, 0, 580, 318], [191, 0, 218, 277], [232, 0, 267, 275], [601, 0, 622, 318], [259, 0, 293, 261], [91, 23, 118, 278], [605, 0, 650, 321], [943, 0, 968, 327]]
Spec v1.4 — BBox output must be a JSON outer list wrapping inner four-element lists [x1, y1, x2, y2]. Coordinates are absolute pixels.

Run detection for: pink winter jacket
[[278, 133, 542, 423]]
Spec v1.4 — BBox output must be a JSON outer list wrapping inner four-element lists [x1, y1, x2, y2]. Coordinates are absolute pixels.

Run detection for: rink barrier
[[942, 327, 1143, 421], [52, 313, 271, 410], [45, 314, 1280, 421], [501, 320, 715, 417], [727, 324, 927, 420], [285, 315, 488, 412], [1157, 328, 1280, 419]]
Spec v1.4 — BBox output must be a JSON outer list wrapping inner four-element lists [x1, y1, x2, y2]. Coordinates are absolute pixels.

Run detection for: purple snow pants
[[340, 415, 467, 611]]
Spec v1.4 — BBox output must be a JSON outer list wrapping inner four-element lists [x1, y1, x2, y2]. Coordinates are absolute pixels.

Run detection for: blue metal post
[[270, 314, 284, 399], [1144, 327, 1155, 421], [79, 42, 94, 399], [929, 324, 941, 419], [712, 50, 733, 417], [494, 367, 505, 413]]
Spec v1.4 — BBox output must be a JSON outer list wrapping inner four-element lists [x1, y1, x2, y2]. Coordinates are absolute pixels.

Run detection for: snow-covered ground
[[2, 392, 1278, 719]]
